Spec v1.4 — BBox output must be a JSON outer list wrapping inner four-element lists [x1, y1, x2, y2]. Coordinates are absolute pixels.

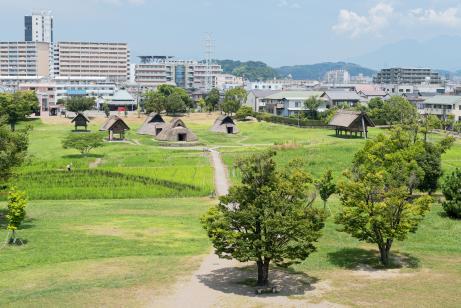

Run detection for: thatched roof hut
[[156, 118, 198, 142], [329, 110, 374, 138], [210, 115, 239, 134], [138, 113, 167, 136], [71, 113, 90, 131], [100, 115, 130, 140]]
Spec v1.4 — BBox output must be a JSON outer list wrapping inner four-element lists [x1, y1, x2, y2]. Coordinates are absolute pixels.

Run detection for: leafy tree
[[336, 128, 433, 266], [205, 88, 220, 111], [420, 115, 441, 142], [144, 91, 166, 114], [0, 120, 30, 183], [235, 106, 254, 120], [157, 84, 176, 96], [453, 121, 461, 134], [62, 132, 104, 155], [0, 91, 39, 131], [202, 151, 325, 286], [102, 101, 110, 118], [304, 96, 321, 119], [174, 87, 195, 109], [6, 187, 27, 244], [381, 96, 418, 126], [441, 169, 461, 219], [221, 88, 247, 115], [64, 96, 96, 113], [317, 170, 336, 211], [442, 114, 455, 131], [197, 98, 207, 112], [416, 137, 454, 194], [164, 92, 187, 115]]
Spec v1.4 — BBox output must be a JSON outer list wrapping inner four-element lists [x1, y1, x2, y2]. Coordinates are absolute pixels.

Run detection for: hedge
[[255, 113, 328, 127]]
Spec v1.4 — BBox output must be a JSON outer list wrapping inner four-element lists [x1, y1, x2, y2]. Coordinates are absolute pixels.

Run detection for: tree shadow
[[0, 208, 7, 228], [438, 209, 461, 220], [62, 153, 105, 159], [327, 248, 420, 270], [197, 264, 319, 297]]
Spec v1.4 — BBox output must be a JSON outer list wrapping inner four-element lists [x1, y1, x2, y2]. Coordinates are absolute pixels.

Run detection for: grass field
[[0, 198, 212, 307], [1, 113, 461, 307]]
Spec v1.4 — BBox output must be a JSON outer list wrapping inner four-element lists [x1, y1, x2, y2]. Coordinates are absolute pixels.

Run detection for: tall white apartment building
[[134, 56, 222, 90], [0, 41, 50, 77], [25, 11, 53, 43], [324, 69, 351, 84], [53, 42, 130, 84]]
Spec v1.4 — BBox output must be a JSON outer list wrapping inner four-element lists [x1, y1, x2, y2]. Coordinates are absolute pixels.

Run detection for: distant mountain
[[275, 62, 376, 80], [215, 60, 279, 81], [349, 36, 461, 71]]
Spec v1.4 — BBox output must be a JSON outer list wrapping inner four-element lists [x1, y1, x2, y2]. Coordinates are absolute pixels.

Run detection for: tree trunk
[[378, 239, 393, 266], [256, 259, 270, 286], [10, 122, 15, 132]]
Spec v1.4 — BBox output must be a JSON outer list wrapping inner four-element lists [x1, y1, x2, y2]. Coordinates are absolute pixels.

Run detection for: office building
[[134, 56, 222, 90], [54, 42, 130, 83], [324, 69, 350, 84], [0, 41, 50, 77], [25, 11, 53, 43], [373, 68, 441, 85]]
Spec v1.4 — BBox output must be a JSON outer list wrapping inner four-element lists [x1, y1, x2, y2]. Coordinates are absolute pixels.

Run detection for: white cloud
[[408, 8, 460, 27], [277, 0, 301, 9], [332, 2, 394, 38]]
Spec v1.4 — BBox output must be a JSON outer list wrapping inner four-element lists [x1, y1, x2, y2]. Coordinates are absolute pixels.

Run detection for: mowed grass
[[9, 120, 213, 200], [0, 198, 212, 307]]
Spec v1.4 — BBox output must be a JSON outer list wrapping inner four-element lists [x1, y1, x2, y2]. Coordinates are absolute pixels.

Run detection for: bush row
[[255, 113, 328, 127]]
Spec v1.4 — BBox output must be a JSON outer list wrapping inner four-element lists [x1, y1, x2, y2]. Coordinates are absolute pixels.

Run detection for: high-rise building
[[25, 11, 53, 43], [53, 42, 130, 83], [0, 41, 50, 77], [324, 69, 350, 84], [373, 68, 441, 85], [134, 56, 222, 90]]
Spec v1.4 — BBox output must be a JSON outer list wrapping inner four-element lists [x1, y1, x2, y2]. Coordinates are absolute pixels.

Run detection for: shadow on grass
[[0, 208, 7, 228], [198, 264, 319, 297], [438, 209, 461, 220], [327, 248, 420, 270], [327, 134, 365, 140], [62, 153, 105, 159]]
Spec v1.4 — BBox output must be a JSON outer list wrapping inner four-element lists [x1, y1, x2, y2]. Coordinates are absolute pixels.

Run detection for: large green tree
[[304, 96, 321, 119], [381, 96, 418, 126], [144, 90, 166, 114], [336, 128, 433, 266], [202, 151, 325, 286], [0, 91, 39, 131], [205, 88, 220, 111], [0, 120, 30, 184], [221, 88, 247, 115], [164, 92, 187, 115], [62, 132, 104, 155], [64, 96, 96, 113], [441, 169, 461, 219]]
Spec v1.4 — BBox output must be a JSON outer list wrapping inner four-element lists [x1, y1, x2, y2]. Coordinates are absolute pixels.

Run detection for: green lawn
[[1, 116, 461, 306], [0, 198, 212, 307]]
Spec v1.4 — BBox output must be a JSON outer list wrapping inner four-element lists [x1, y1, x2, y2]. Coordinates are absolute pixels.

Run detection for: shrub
[[442, 169, 461, 219], [235, 106, 254, 120]]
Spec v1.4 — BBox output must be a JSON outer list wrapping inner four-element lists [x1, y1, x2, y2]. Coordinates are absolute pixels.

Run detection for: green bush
[[235, 106, 254, 120], [442, 169, 461, 219], [255, 113, 325, 127]]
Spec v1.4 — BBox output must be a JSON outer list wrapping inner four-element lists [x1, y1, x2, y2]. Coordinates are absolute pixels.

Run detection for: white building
[[216, 73, 244, 90], [25, 11, 53, 43], [324, 70, 350, 84], [134, 56, 222, 90], [0, 41, 50, 77], [263, 91, 325, 116]]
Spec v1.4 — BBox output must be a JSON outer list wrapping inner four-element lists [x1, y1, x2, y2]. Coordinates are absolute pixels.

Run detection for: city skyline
[[1, 0, 461, 69]]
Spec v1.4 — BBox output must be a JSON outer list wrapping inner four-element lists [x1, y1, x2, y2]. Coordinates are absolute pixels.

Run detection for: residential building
[[355, 85, 390, 100], [216, 73, 244, 90], [246, 89, 280, 112], [248, 79, 319, 91], [263, 91, 324, 116], [417, 96, 461, 121], [19, 82, 56, 114], [134, 56, 222, 90], [320, 91, 365, 108], [0, 41, 50, 77], [25, 10, 53, 43], [53, 42, 130, 83], [373, 68, 441, 85], [324, 69, 350, 84]]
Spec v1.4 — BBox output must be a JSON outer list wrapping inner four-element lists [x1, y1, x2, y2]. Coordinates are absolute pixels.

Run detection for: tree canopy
[[144, 90, 166, 114], [202, 151, 325, 285], [64, 96, 96, 113], [0, 120, 30, 184], [62, 132, 104, 155], [0, 91, 39, 131], [441, 169, 461, 219], [221, 88, 247, 115]]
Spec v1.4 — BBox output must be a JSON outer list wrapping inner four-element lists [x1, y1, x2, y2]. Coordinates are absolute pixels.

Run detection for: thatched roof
[[210, 115, 239, 134], [156, 117, 198, 142], [329, 110, 374, 128], [138, 113, 167, 135], [100, 115, 130, 131], [71, 112, 90, 123]]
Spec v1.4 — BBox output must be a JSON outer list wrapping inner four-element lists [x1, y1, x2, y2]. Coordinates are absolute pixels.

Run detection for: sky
[[1, 0, 461, 67]]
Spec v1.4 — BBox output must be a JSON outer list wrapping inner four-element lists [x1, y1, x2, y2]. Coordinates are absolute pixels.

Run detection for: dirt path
[[152, 149, 338, 308]]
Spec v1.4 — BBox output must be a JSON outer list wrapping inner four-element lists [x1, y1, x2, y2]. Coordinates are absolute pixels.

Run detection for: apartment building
[[417, 96, 461, 121], [0, 41, 50, 77], [324, 69, 350, 84], [134, 56, 222, 90], [25, 11, 53, 43], [373, 68, 441, 85], [54, 42, 130, 83]]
